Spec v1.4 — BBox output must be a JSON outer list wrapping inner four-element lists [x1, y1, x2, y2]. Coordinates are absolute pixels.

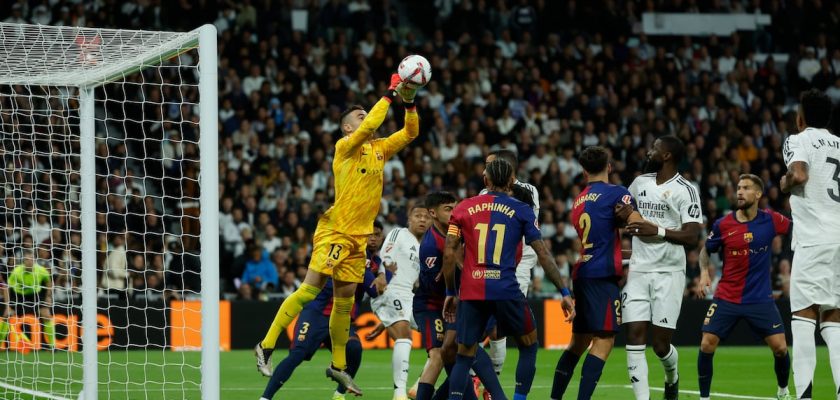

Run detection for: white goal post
[[0, 22, 218, 400]]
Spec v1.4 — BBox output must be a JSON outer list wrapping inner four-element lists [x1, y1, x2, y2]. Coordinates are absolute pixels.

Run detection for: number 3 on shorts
[[328, 244, 343, 260]]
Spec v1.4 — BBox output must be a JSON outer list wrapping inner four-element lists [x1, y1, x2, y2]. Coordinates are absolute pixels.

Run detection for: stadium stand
[[2, 0, 839, 302]]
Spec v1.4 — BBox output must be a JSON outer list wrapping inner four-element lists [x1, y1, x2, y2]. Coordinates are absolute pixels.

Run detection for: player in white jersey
[[781, 89, 840, 400], [372, 204, 430, 400], [621, 136, 703, 400], [480, 150, 541, 385]]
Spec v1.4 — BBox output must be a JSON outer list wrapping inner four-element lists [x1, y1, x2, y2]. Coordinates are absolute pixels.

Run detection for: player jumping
[[551, 146, 642, 399], [259, 223, 385, 400], [443, 158, 574, 400], [481, 150, 541, 385], [781, 89, 840, 400], [255, 74, 420, 395], [371, 204, 430, 400], [624, 135, 703, 400], [697, 174, 792, 400], [412, 191, 502, 400]]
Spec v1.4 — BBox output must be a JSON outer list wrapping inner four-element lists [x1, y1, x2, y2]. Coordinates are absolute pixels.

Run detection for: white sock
[[393, 338, 412, 398], [792, 316, 817, 399], [626, 344, 650, 400], [778, 386, 790, 396], [489, 338, 507, 375], [820, 321, 840, 398], [700, 397, 710, 400], [659, 344, 679, 384]]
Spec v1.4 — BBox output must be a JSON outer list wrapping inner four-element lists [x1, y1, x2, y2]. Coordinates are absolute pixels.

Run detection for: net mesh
[[0, 23, 206, 400]]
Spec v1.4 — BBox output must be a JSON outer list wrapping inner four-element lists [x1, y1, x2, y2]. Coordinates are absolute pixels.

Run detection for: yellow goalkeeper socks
[[0, 319, 9, 344], [261, 283, 321, 349], [44, 319, 56, 347], [329, 295, 354, 370]]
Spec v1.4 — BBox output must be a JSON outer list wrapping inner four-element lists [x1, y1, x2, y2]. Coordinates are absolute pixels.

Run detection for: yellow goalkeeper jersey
[[319, 98, 419, 236]]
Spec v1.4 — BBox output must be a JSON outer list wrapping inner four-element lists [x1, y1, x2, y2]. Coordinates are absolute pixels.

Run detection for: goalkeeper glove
[[388, 73, 402, 91], [396, 82, 417, 103]]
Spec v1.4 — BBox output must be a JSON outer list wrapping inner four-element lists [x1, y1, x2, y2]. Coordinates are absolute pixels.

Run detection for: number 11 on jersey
[[475, 223, 506, 264]]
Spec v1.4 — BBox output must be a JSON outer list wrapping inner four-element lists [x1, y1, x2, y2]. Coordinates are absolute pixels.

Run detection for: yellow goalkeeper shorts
[[308, 225, 368, 283]]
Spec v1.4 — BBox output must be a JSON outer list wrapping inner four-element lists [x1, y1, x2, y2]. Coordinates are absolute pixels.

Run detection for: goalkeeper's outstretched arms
[[336, 74, 405, 159], [381, 80, 420, 160]]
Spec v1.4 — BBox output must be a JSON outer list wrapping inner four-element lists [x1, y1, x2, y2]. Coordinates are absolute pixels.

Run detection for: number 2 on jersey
[[475, 223, 506, 264], [578, 212, 594, 249]]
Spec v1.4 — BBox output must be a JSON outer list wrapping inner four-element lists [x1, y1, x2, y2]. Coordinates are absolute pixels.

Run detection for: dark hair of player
[[579, 146, 610, 174], [373, 220, 384, 231], [658, 135, 686, 165], [489, 149, 518, 169], [339, 105, 365, 127], [409, 201, 428, 213], [424, 191, 458, 209], [739, 173, 764, 192], [799, 89, 833, 128], [485, 158, 514, 190]]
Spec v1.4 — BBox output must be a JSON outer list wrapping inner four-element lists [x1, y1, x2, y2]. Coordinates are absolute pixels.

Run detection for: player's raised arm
[[335, 74, 403, 159], [380, 85, 420, 160]]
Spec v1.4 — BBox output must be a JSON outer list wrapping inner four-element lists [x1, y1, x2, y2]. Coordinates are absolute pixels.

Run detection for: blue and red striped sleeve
[[705, 218, 724, 253]]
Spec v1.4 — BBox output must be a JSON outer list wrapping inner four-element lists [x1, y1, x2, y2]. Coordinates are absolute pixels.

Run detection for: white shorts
[[791, 244, 840, 312], [372, 289, 414, 327], [621, 270, 685, 329], [516, 250, 537, 297]]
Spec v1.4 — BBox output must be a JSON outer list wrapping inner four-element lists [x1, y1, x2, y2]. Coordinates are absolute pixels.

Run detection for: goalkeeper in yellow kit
[[255, 73, 420, 396]]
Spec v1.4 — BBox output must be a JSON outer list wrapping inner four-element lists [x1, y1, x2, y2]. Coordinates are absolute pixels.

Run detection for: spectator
[[240, 244, 278, 295], [101, 233, 128, 291]]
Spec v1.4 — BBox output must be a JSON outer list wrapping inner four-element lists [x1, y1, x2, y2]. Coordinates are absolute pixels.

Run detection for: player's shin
[[393, 338, 413, 398], [773, 351, 790, 396], [820, 321, 840, 397], [336, 337, 363, 395], [472, 346, 505, 399], [0, 319, 9, 344], [449, 354, 476, 400], [551, 350, 581, 399], [513, 342, 538, 400], [262, 283, 321, 349], [577, 354, 606, 400], [329, 295, 355, 370], [791, 316, 817, 399], [658, 344, 679, 384], [626, 345, 650, 400], [488, 338, 507, 375], [262, 348, 308, 399], [43, 318, 56, 347], [697, 350, 714, 399]]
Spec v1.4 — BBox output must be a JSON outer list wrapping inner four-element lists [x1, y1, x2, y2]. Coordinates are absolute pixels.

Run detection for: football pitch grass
[[0, 346, 833, 399]]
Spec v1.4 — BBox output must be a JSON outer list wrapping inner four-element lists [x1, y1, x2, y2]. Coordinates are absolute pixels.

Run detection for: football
[[398, 54, 432, 87]]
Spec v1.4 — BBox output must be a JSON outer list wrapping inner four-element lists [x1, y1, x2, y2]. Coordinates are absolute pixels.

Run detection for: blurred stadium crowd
[[2, 0, 840, 301]]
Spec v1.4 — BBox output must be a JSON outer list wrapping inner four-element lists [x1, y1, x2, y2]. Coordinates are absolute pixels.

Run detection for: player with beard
[[696, 174, 792, 400], [622, 135, 703, 400]]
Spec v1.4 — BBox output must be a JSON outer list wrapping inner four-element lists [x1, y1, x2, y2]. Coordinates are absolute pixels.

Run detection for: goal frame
[[1, 23, 219, 400]]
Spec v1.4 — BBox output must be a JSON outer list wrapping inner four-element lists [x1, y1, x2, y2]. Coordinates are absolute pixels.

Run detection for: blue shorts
[[456, 299, 536, 347], [702, 299, 785, 340], [290, 308, 358, 360], [414, 310, 449, 351], [572, 278, 621, 334]]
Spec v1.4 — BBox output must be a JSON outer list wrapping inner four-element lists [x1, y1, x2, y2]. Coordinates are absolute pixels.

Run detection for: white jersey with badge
[[380, 227, 421, 294], [783, 128, 840, 249], [629, 173, 703, 273]]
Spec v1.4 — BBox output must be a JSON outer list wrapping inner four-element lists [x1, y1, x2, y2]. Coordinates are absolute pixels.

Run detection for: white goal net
[[0, 23, 218, 400]]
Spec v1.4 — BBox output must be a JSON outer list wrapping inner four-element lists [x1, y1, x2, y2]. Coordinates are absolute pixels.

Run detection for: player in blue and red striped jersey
[[551, 146, 643, 400], [259, 222, 385, 400], [412, 192, 501, 400], [443, 159, 574, 400], [697, 174, 792, 400]]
